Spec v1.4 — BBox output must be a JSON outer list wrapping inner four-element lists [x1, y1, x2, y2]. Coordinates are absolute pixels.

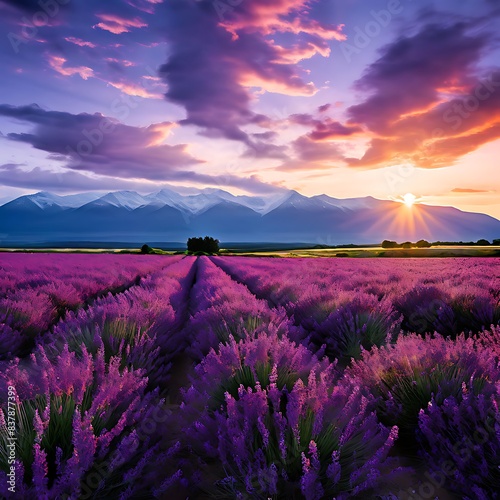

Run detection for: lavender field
[[1, 254, 500, 499]]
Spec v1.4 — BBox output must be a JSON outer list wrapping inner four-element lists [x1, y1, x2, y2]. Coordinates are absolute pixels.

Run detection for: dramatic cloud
[[0, 104, 202, 180], [348, 22, 489, 133], [158, 0, 344, 155], [0, 104, 285, 194], [346, 21, 500, 169]]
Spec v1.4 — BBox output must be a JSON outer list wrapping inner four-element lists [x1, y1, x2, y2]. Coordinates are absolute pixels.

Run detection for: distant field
[[227, 245, 500, 258], [1, 244, 499, 258]]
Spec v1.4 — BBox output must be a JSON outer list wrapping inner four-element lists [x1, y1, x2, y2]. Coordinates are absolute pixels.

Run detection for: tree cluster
[[382, 239, 497, 249], [187, 236, 220, 254], [382, 240, 432, 249]]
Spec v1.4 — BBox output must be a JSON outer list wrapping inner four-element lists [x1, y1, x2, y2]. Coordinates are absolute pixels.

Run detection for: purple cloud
[[0, 163, 285, 195], [345, 19, 500, 169], [289, 113, 361, 140], [348, 22, 490, 134], [0, 104, 287, 194], [0, 104, 202, 180], [158, 0, 344, 156]]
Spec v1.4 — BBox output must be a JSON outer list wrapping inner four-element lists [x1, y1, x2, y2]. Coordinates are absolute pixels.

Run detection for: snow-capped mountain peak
[[97, 191, 149, 210]]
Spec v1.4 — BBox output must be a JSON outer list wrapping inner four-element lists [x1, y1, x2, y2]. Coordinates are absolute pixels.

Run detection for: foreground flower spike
[[162, 333, 401, 498], [0, 344, 165, 498], [418, 389, 500, 498]]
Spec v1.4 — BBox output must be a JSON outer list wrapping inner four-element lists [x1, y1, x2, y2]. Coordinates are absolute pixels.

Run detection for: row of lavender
[[127, 256, 500, 498], [213, 256, 500, 363], [0, 255, 196, 498], [2, 256, 402, 498], [202, 256, 500, 498], [0, 254, 172, 358], [2, 255, 500, 498]]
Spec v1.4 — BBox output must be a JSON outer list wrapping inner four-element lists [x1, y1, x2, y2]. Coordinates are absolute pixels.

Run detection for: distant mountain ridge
[[0, 188, 499, 246]]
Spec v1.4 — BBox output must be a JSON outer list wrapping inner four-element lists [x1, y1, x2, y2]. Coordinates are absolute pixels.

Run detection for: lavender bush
[[161, 334, 400, 499], [45, 257, 196, 386], [0, 345, 164, 498], [0, 254, 183, 359], [394, 286, 449, 335], [418, 389, 500, 499], [346, 333, 499, 443], [309, 294, 402, 366], [435, 293, 500, 338]]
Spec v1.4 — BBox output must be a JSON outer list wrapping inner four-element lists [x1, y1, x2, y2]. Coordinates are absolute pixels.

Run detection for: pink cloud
[[452, 188, 490, 193], [107, 80, 163, 99], [94, 13, 147, 34], [64, 37, 97, 48], [105, 57, 135, 67], [48, 55, 94, 80], [219, 0, 344, 41], [126, 0, 163, 14]]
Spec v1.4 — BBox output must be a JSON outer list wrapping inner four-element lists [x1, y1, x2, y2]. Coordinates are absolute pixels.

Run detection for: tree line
[[382, 238, 499, 249]]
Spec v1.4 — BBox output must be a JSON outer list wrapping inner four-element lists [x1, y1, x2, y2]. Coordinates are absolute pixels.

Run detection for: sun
[[402, 193, 417, 207]]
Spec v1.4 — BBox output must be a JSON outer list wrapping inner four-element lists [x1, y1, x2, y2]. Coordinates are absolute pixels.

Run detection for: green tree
[[187, 236, 220, 254], [382, 240, 399, 249], [476, 239, 491, 246], [416, 239, 432, 248]]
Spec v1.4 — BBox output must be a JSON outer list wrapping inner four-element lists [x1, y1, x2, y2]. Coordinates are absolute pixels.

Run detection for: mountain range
[[0, 188, 499, 247]]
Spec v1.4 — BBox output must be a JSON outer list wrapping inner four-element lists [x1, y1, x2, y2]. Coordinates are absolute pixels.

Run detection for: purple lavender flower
[[418, 389, 500, 498], [168, 333, 399, 498], [346, 333, 499, 443]]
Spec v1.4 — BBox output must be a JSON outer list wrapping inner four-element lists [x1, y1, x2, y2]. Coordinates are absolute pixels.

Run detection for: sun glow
[[402, 193, 417, 207]]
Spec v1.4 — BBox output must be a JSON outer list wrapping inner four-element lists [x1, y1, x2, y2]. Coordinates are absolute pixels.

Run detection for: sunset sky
[[0, 0, 499, 217]]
